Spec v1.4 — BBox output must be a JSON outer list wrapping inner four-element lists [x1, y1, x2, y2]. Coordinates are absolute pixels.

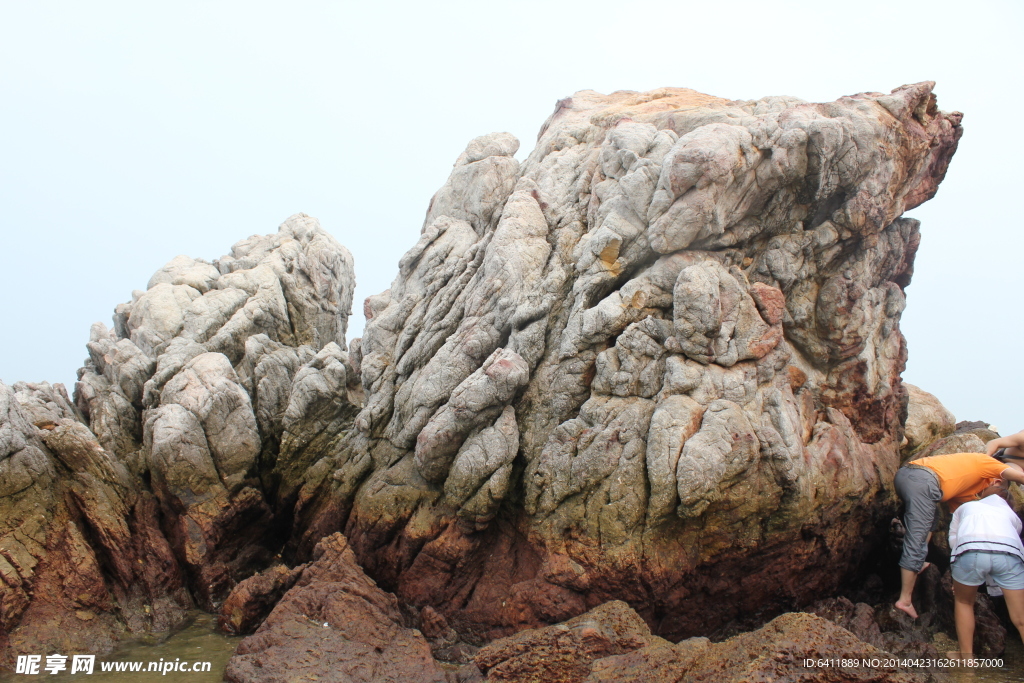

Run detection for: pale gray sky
[[1, 1, 1020, 433]]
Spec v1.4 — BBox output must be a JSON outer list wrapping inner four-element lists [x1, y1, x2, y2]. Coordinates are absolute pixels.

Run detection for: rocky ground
[[3, 81, 1005, 682]]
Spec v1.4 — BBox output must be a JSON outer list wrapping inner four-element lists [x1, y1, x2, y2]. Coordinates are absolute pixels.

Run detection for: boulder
[[224, 532, 447, 683], [914, 433, 986, 460], [299, 83, 962, 639], [473, 600, 657, 682], [218, 563, 304, 635], [901, 384, 955, 460]]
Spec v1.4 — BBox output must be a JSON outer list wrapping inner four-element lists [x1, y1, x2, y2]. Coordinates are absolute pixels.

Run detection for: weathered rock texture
[[73, 212, 358, 610], [1, 214, 358, 664], [471, 601, 934, 682], [592, 611, 936, 683], [224, 532, 447, 683], [0, 380, 190, 664], [900, 384, 956, 461], [296, 83, 962, 639], [2, 82, 963, 661], [217, 563, 304, 635], [473, 600, 657, 681]]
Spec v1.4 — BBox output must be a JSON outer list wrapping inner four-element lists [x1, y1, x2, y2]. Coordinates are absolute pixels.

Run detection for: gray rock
[[67, 213, 360, 610], [313, 82, 963, 639], [3, 81, 967, 659], [901, 383, 956, 460]]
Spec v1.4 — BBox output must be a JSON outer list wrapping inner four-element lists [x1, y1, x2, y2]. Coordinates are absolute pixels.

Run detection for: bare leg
[[1001, 588, 1024, 644], [952, 581, 979, 658], [895, 535, 932, 619], [896, 568, 920, 618]]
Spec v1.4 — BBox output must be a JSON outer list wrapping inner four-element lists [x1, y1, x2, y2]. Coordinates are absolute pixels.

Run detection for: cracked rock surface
[[2, 82, 963, 663], [224, 533, 447, 683], [300, 83, 962, 640], [1, 214, 358, 664]]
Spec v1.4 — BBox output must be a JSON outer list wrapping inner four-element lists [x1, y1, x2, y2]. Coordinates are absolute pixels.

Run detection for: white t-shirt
[[949, 495, 1024, 563]]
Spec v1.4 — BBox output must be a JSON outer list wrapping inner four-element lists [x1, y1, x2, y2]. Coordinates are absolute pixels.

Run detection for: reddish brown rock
[[680, 612, 935, 683], [420, 604, 453, 641], [808, 597, 886, 649], [224, 532, 447, 683], [1, 381, 190, 666], [473, 600, 656, 682], [218, 563, 304, 635], [588, 611, 936, 683], [470, 604, 938, 683], [586, 636, 710, 682]]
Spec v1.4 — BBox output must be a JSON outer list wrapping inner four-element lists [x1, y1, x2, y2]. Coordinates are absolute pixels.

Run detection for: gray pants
[[895, 466, 942, 572]]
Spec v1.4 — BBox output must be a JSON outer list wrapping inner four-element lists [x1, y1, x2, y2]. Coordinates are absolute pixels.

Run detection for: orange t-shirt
[[909, 452, 1009, 506]]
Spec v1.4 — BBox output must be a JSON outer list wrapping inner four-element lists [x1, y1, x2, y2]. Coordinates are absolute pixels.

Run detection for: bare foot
[[947, 652, 976, 663], [894, 599, 919, 619]]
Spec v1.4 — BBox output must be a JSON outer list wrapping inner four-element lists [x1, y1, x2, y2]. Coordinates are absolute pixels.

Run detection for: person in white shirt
[[947, 479, 1024, 659]]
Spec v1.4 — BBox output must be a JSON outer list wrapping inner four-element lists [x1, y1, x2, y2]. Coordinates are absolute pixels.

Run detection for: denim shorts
[[951, 551, 1024, 590]]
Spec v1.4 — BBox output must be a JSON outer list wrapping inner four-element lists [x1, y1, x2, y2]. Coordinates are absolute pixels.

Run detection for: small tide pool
[[0, 612, 241, 682]]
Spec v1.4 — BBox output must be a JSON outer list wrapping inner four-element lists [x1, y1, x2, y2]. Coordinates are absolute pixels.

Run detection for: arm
[[999, 465, 1024, 485], [986, 430, 1024, 457]]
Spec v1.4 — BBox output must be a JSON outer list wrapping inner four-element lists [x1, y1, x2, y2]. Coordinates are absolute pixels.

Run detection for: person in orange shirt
[[894, 451, 1024, 619]]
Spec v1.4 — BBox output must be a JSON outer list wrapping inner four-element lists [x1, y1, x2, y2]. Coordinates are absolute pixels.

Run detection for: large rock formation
[[1, 214, 358, 663], [296, 83, 962, 639], [73, 212, 359, 610], [2, 82, 963, 663]]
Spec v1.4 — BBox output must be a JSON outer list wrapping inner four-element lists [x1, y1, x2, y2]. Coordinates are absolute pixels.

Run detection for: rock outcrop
[[0, 380, 190, 664], [2, 82, 965, 663], [224, 532, 447, 683], [470, 601, 935, 682], [1, 214, 358, 664], [298, 83, 962, 639], [601, 611, 936, 683], [73, 212, 358, 610]]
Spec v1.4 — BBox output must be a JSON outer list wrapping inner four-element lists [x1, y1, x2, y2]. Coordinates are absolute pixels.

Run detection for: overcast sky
[[1, 1, 1021, 435]]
